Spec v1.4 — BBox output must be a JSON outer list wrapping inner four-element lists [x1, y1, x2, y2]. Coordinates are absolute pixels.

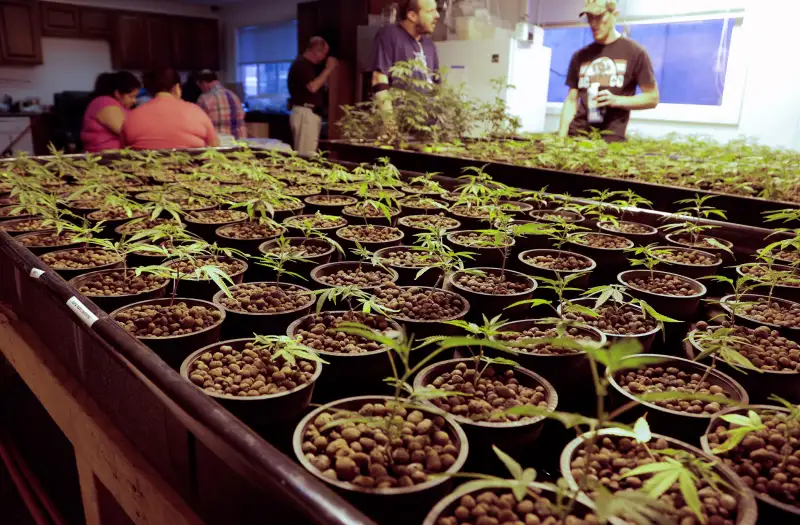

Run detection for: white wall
[[0, 38, 112, 105], [221, 0, 304, 82], [536, 0, 800, 149]]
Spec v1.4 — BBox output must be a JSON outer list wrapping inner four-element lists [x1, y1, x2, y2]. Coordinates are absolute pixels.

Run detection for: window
[[237, 20, 298, 111], [543, 15, 745, 124]]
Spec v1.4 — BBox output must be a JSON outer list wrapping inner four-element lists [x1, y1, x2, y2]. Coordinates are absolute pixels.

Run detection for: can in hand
[[587, 82, 604, 124]]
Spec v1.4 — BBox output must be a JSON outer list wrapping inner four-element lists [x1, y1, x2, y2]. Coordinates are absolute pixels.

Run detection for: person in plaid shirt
[[197, 71, 247, 140]]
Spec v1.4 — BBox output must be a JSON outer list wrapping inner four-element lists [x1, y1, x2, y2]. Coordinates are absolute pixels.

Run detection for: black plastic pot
[[342, 206, 400, 226], [652, 245, 723, 279], [736, 263, 800, 303], [310, 261, 399, 292], [69, 268, 170, 312], [423, 483, 612, 525], [397, 198, 447, 218], [286, 311, 402, 402], [0, 207, 35, 223], [303, 194, 358, 215], [561, 298, 662, 352], [597, 220, 659, 244], [445, 267, 536, 321], [374, 246, 443, 287], [180, 338, 320, 434], [517, 249, 595, 303], [719, 294, 800, 339], [701, 405, 800, 524], [561, 429, 758, 525], [492, 320, 606, 412], [567, 233, 633, 281], [293, 396, 469, 525], [214, 222, 285, 254], [282, 214, 349, 237], [684, 329, 800, 404], [414, 358, 556, 472], [334, 225, 404, 256], [271, 202, 306, 222], [183, 209, 248, 241], [607, 354, 749, 443], [498, 200, 534, 219], [446, 230, 514, 268], [529, 208, 585, 225], [43, 248, 124, 281], [256, 237, 336, 284], [618, 269, 706, 321], [87, 211, 147, 239], [213, 282, 315, 339], [396, 214, 460, 240], [449, 207, 492, 230], [382, 286, 470, 341], [166, 256, 248, 300], [666, 233, 735, 265], [109, 297, 225, 369], [15, 229, 83, 255]]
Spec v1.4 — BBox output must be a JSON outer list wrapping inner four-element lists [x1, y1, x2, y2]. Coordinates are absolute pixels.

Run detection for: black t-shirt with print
[[566, 37, 656, 142]]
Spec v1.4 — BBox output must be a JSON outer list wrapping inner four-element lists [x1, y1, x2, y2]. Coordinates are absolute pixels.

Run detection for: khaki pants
[[290, 106, 321, 156]]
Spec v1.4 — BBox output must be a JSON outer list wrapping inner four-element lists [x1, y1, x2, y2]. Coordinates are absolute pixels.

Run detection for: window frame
[[238, 59, 294, 99], [543, 13, 747, 126]]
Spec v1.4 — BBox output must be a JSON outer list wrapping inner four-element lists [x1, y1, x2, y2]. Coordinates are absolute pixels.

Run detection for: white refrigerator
[[435, 36, 552, 134]]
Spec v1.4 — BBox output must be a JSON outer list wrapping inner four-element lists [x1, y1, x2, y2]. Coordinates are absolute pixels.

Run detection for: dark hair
[[397, 0, 421, 21], [143, 68, 181, 95], [305, 36, 328, 53], [92, 71, 141, 99], [196, 70, 218, 83]]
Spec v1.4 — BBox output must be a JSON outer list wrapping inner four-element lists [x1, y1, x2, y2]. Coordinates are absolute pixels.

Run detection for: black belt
[[298, 103, 323, 116]]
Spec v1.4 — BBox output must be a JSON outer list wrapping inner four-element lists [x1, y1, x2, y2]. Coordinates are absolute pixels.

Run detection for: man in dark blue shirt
[[371, 0, 440, 118]]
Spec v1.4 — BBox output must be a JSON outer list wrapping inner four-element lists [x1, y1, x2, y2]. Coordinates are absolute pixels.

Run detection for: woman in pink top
[[122, 68, 220, 150], [81, 71, 141, 152]]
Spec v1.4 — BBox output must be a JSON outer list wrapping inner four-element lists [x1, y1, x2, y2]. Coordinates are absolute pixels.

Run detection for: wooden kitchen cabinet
[[0, 0, 43, 65], [170, 17, 193, 71], [146, 15, 173, 69], [80, 7, 112, 38], [40, 1, 78, 37], [190, 17, 220, 71], [113, 12, 148, 70]]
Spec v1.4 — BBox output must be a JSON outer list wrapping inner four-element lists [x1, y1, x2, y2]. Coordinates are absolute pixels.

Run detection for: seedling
[[627, 243, 674, 280], [251, 235, 313, 283], [689, 326, 762, 379], [251, 334, 328, 367], [413, 227, 477, 288], [136, 258, 235, 306], [309, 285, 396, 316], [582, 284, 680, 325], [662, 194, 731, 254]]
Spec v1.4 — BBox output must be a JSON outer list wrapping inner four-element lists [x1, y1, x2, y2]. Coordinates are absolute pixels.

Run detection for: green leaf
[[492, 446, 522, 480], [638, 391, 740, 406], [623, 462, 678, 478], [642, 469, 681, 498], [633, 416, 652, 444], [679, 470, 703, 521], [720, 414, 755, 427]]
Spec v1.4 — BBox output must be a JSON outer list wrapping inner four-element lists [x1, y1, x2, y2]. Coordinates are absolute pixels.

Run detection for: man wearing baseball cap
[[558, 0, 659, 142]]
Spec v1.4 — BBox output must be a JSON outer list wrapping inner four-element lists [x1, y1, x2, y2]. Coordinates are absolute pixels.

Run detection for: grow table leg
[[0, 310, 205, 525]]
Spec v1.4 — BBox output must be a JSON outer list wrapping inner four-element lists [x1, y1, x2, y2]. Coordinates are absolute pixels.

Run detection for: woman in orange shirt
[[121, 68, 220, 150]]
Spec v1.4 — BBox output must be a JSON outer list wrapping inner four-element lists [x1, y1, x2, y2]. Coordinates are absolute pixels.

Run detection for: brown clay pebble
[[564, 303, 657, 336], [600, 221, 653, 234], [454, 272, 531, 295], [218, 221, 284, 240], [284, 214, 347, 230], [451, 231, 513, 248], [76, 270, 167, 296], [570, 434, 740, 525], [114, 301, 222, 337], [427, 362, 549, 422], [295, 311, 393, 354], [706, 408, 800, 508], [379, 248, 440, 268], [337, 225, 403, 243], [18, 230, 79, 248], [187, 341, 315, 397], [523, 253, 591, 271], [373, 284, 465, 321], [316, 266, 395, 288], [694, 321, 800, 372], [399, 214, 460, 231], [571, 233, 632, 250], [302, 402, 459, 487], [42, 248, 122, 269], [617, 364, 731, 414], [218, 282, 311, 313], [188, 209, 248, 224], [497, 325, 598, 355], [625, 273, 701, 297], [655, 248, 718, 266]]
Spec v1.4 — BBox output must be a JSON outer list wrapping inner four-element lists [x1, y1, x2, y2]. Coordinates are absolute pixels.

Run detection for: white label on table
[[66, 296, 98, 328], [29, 268, 44, 279]]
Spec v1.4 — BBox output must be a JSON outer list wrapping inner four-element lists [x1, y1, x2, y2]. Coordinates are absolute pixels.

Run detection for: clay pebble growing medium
[[373, 284, 466, 321], [617, 365, 730, 414], [314, 266, 396, 288], [300, 403, 460, 488], [432, 489, 604, 525], [452, 271, 531, 295], [41, 248, 121, 269], [497, 324, 597, 355], [694, 321, 800, 372], [218, 283, 311, 313], [115, 301, 223, 337], [598, 220, 655, 234], [450, 231, 513, 248], [727, 297, 800, 328], [337, 225, 403, 242], [115, 218, 172, 235], [399, 214, 460, 231], [571, 232, 632, 249], [378, 248, 439, 267], [283, 214, 347, 230], [427, 362, 549, 423], [705, 408, 800, 509], [305, 195, 358, 206], [568, 434, 742, 525], [669, 234, 733, 252], [564, 304, 658, 336], [187, 209, 248, 224], [74, 269, 167, 296], [167, 256, 246, 277], [293, 311, 393, 354], [0, 218, 49, 232], [217, 221, 284, 240], [17, 230, 79, 247], [522, 252, 592, 271], [740, 263, 800, 287], [261, 241, 331, 257], [624, 273, 703, 297], [656, 247, 719, 266], [187, 341, 316, 398], [343, 203, 401, 219]]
